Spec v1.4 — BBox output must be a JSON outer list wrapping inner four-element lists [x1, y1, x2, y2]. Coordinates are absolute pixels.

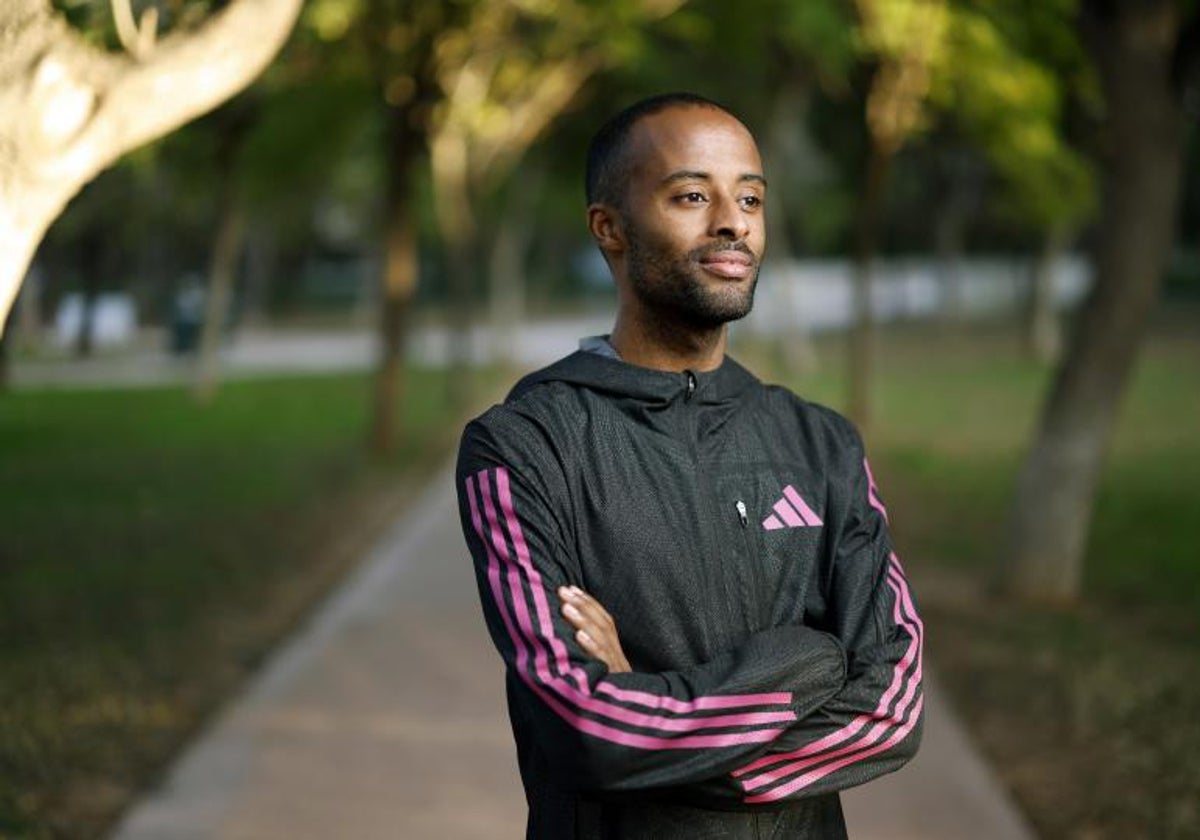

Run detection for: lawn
[[749, 315, 1200, 839], [0, 368, 491, 839]]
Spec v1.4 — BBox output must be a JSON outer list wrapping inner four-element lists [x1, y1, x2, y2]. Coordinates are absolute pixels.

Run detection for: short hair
[[585, 92, 738, 208]]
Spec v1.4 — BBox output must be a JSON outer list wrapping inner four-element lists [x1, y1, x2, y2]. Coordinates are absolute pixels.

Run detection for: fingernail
[[563, 604, 580, 620], [577, 630, 592, 645]]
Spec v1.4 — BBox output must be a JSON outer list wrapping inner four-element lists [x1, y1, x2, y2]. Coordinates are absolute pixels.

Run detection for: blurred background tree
[[0, 0, 303, 331], [1004, 0, 1199, 601]]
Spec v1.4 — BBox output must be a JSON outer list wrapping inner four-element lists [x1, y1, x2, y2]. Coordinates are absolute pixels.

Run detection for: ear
[[587, 204, 625, 253]]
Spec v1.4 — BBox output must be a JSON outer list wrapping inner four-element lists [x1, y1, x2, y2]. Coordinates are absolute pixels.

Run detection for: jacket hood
[[508, 349, 761, 409]]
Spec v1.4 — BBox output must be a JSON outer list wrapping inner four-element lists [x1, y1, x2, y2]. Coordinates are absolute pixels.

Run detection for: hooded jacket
[[455, 349, 923, 839]]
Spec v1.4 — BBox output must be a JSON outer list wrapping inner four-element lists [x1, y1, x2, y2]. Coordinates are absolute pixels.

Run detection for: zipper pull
[[685, 371, 696, 401], [735, 500, 748, 527]]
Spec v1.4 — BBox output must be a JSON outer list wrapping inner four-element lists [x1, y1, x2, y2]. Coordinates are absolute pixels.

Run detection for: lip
[[699, 252, 754, 279]]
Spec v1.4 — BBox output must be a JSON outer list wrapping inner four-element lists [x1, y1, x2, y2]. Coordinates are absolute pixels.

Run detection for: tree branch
[[111, 0, 142, 59], [0, 0, 302, 330]]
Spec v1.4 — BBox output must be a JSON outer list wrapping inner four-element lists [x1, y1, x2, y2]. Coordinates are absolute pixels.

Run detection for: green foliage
[[237, 78, 377, 217], [304, 0, 366, 42], [929, 3, 1096, 230], [778, 2, 860, 90]]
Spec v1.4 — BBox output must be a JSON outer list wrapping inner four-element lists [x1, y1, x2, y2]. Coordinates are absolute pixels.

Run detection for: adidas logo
[[762, 486, 824, 530]]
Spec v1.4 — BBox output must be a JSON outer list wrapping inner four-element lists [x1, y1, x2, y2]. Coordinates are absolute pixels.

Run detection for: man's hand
[[557, 586, 632, 673]]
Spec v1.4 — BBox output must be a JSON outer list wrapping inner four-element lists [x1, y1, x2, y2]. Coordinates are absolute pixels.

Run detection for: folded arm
[[558, 442, 923, 804], [678, 442, 923, 804], [457, 422, 848, 794]]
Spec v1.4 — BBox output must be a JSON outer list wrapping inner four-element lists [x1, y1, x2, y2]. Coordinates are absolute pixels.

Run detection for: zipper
[[734, 496, 769, 629], [684, 370, 696, 401]]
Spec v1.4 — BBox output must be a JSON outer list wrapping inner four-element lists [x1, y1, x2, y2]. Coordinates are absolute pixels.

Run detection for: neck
[[610, 308, 727, 373]]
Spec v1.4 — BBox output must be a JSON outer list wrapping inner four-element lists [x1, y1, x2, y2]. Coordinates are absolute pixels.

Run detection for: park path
[[111, 466, 1036, 840]]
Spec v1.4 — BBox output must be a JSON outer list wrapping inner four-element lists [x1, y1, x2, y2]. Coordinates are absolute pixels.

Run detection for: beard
[[625, 228, 760, 330]]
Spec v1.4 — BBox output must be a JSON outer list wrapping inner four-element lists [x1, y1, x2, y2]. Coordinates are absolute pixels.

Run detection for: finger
[[575, 629, 599, 653], [565, 586, 606, 614], [568, 613, 609, 656], [560, 601, 589, 630], [563, 589, 615, 628], [561, 601, 617, 652], [561, 604, 615, 655]]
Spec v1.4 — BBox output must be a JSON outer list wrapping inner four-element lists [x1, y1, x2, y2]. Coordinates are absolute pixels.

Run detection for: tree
[[928, 2, 1095, 360], [0, 0, 303, 334], [356, 0, 684, 452], [1003, 0, 1197, 601], [193, 104, 256, 404], [849, 0, 949, 432], [427, 0, 685, 407]]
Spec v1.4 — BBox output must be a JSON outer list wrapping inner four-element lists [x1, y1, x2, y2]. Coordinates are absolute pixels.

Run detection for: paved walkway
[[10, 320, 616, 390], [111, 468, 1036, 840]]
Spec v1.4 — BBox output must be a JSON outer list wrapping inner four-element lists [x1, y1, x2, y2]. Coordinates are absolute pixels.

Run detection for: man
[[455, 93, 923, 839]]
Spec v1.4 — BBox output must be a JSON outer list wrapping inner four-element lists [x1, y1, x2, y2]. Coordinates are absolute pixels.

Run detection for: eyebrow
[[661, 170, 768, 188]]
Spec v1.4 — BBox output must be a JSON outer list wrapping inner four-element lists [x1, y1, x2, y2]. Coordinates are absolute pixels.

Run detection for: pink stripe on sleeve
[[737, 588, 922, 790], [492, 467, 795, 714], [733, 554, 922, 787], [470, 468, 799, 743], [525, 673, 789, 749], [595, 682, 793, 713], [462, 483, 797, 753], [863, 458, 889, 522], [743, 695, 924, 803]]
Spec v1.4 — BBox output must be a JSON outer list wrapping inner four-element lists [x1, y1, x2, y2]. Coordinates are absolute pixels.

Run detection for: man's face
[[616, 106, 767, 329]]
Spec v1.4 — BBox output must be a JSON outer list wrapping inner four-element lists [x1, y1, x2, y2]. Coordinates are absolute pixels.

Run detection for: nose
[[709, 193, 750, 241]]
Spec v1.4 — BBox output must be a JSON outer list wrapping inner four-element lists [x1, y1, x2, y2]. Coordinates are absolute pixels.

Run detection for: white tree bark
[[0, 0, 302, 333]]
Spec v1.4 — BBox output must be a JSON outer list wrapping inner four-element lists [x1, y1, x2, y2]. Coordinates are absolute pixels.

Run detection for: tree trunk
[[75, 265, 99, 357], [764, 81, 818, 376], [487, 212, 526, 366], [193, 107, 254, 403], [240, 225, 276, 327], [849, 139, 892, 434], [1003, 0, 1185, 602], [193, 192, 245, 404], [368, 107, 423, 455], [933, 149, 979, 328], [14, 263, 43, 352], [934, 203, 966, 326], [0, 0, 301, 333], [431, 129, 478, 410], [74, 234, 103, 357], [1024, 225, 1069, 364], [488, 166, 545, 365]]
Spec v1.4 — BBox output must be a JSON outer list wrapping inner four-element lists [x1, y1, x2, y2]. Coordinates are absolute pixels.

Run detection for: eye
[[739, 194, 763, 210], [674, 191, 708, 204]]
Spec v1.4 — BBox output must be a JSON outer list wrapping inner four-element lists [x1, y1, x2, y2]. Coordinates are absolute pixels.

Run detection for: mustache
[[691, 242, 757, 262]]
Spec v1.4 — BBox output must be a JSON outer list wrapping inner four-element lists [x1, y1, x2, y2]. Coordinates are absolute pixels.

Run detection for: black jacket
[[455, 350, 923, 839]]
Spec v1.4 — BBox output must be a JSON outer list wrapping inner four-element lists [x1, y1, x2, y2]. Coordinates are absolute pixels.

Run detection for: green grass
[[745, 321, 1200, 839], [0, 368, 485, 839]]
